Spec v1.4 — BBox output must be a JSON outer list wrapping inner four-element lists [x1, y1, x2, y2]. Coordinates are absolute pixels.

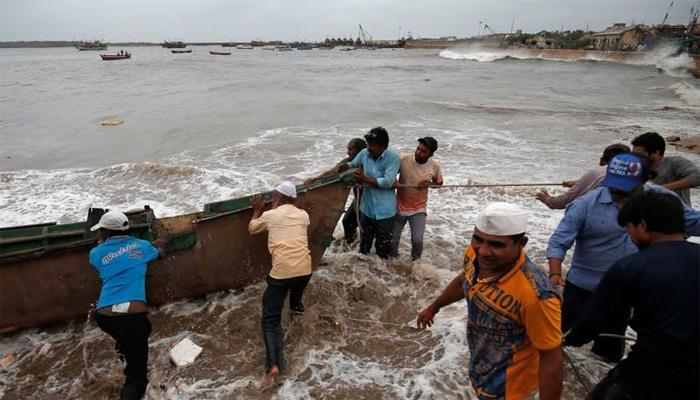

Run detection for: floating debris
[[101, 119, 124, 126]]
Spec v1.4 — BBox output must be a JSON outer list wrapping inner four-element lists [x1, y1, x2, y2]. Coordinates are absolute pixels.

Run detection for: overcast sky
[[1, 0, 698, 42]]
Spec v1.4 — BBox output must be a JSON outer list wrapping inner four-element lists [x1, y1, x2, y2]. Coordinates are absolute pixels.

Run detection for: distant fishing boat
[[210, 51, 231, 56], [76, 40, 107, 51], [100, 53, 131, 61], [163, 41, 187, 48], [276, 45, 293, 52], [338, 46, 356, 51], [295, 45, 313, 50], [171, 49, 192, 54], [236, 44, 254, 50], [262, 45, 276, 50]]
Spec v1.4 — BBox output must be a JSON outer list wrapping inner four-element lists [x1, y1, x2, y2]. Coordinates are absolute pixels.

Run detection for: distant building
[[592, 23, 652, 51], [530, 30, 558, 49]]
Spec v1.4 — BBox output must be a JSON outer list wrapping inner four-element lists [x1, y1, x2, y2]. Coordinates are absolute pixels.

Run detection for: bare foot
[[265, 365, 280, 386]]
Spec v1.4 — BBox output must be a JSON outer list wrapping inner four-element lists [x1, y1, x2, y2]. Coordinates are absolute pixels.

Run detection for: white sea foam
[[666, 82, 700, 107]]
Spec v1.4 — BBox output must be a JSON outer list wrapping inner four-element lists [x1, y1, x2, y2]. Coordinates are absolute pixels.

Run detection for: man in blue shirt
[[565, 191, 699, 400], [89, 210, 165, 400], [546, 154, 700, 361], [339, 127, 400, 258]]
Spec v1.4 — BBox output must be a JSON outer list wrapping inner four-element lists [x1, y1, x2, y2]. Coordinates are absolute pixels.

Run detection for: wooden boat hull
[[0, 174, 352, 332], [100, 54, 131, 60], [209, 51, 231, 55], [171, 50, 192, 54]]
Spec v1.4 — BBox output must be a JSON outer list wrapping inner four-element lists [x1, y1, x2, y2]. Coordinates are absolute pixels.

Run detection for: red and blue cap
[[602, 154, 645, 192]]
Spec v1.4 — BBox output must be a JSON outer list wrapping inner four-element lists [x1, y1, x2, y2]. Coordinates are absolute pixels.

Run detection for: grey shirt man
[[543, 166, 606, 210], [652, 156, 700, 205]]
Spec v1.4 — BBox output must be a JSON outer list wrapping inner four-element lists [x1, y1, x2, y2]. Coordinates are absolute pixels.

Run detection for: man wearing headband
[[417, 202, 563, 400], [89, 210, 165, 400], [249, 181, 312, 385], [547, 154, 700, 362]]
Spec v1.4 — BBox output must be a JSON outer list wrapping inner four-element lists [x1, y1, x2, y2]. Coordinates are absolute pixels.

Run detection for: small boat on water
[[162, 41, 187, 48], [262, 45, 276, 50], [171, 49, 192, 54], [236, 44, 254, 50], [0, 172, 353, 333], [210, 51, 231, 56], [338, 46, 356, 52], [276, 45, 293, 51], [100, 53, 131, 61], [76, 40, 107, 51]]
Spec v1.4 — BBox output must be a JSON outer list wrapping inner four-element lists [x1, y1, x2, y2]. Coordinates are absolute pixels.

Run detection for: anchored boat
[[100, 53, 131, 61], [0, 173, 353, 333], [171, 49, 192, 54], [210, 51, 232, 56], [76, 40, 107, 51]]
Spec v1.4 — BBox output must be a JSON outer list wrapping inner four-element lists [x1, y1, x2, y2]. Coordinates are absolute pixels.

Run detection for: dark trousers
[[359, 213, 393, 259], [587, 364, 699, 400], [563, 281, 629, 362], [96, 312, 151, 400], [261, 274, 311, 373], [342, 204, 359, 244]]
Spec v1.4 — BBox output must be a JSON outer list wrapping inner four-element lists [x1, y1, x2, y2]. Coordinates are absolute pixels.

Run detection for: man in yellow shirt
[[417, 202, 562, 400], [249, 181, 312, 385]]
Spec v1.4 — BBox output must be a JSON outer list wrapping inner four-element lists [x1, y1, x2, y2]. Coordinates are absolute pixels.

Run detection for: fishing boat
[[162, 41, 187, 49], [76, 40, 107, 51], [262, 45, 276, 50], [338, 46, 356, 52], [0, 173, 353, 333], [171, 49, 192, 54], [276, 45, 293, 52], [236, 44, 254, 50], [100, 53, 131, 61], [209, 51, 231, 56]]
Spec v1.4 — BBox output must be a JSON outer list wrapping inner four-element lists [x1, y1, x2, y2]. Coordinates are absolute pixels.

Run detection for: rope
[[399, 182, 563, 189], [598, 333, 636, 342], [354, 185, 363, 234], [562, 347, 596, 393]]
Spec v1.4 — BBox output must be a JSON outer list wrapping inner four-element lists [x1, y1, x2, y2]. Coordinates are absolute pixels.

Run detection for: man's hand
[[535, 189, 551, 204], [251, 195, 265, 214], [562, 180, 576, 188], [353, 167, 365, 184], [417, 305, 439, 329], [549, 274, 566, 287], [303, 178, 315, 187]]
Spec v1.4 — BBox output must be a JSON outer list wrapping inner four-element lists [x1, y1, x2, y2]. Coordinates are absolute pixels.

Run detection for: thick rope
[[399, 182, 563, 189]]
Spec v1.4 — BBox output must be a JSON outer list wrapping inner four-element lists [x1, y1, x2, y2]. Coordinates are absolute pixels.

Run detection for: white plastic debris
[[169, 338, 203, 367]]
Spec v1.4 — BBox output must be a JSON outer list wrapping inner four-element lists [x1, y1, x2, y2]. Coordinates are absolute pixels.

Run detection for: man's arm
[[539, 347, 563, 400], [662, 157, 700, 191], [150, 239, 166, 259], [537, 169, 602, 210], [416, 274, 466, 328], [248, 195, 268, 235], [546, 200, 588, 285], [306, 158, 350, 185]]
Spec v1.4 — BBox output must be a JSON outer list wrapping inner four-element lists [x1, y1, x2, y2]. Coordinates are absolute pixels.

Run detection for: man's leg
[[374, 217, 394, 259], [561, 281, 592, 333], [289, 274, 311, 315], [342, 205, 358, 244], [261, 277, 290, 374], [358, 213, 376, 255], [96, 313, 151, 400], [407, 213, 427, 260], [389, 214, 407, 258]]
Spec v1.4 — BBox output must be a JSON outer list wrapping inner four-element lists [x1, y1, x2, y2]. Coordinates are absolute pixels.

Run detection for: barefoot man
[[249, 181, 312, 384]]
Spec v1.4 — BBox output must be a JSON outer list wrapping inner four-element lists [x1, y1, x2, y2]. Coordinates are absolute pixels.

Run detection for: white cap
[[275, 181, 297, 198], [90, 210, 129, 231], [475, 202, 528, 236]]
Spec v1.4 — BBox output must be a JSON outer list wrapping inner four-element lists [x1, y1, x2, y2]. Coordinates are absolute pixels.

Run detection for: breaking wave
[[666, 82, 700, 106], [440, 45, 695, 77]]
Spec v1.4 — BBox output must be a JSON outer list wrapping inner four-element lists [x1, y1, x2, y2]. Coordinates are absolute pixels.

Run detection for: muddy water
[[1, 46, 699, 399]]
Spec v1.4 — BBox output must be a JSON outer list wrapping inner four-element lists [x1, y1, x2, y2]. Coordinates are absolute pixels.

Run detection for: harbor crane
[[358, 24, 377, 46]]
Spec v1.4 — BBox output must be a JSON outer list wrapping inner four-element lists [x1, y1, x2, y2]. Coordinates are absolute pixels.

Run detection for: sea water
[[0, 45, 698, 399]]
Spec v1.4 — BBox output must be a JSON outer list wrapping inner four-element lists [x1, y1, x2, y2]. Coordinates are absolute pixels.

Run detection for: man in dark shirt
[[565, 191, 699, 400]]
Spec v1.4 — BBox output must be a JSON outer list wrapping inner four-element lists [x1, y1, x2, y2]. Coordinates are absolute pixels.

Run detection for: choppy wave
[[439, 45, 695, 77], [666, 82, 700, 106]]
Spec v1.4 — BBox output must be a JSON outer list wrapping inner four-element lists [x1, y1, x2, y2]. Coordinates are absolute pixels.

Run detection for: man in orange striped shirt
[[390, 137, 443, 260]]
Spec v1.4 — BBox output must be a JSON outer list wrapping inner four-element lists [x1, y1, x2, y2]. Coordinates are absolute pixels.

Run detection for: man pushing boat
[[249, 181, 312, 385]]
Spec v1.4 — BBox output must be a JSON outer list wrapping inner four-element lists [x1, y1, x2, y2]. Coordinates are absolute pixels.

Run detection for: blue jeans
[[359, 213, 393, 259], [261, 274, 311, 373], [390, 212, 427, 260]]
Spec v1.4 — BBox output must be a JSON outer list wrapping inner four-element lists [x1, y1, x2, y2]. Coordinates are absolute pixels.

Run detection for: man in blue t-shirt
[[565, 191, 699, 400], [89, 210, 165, 400]]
